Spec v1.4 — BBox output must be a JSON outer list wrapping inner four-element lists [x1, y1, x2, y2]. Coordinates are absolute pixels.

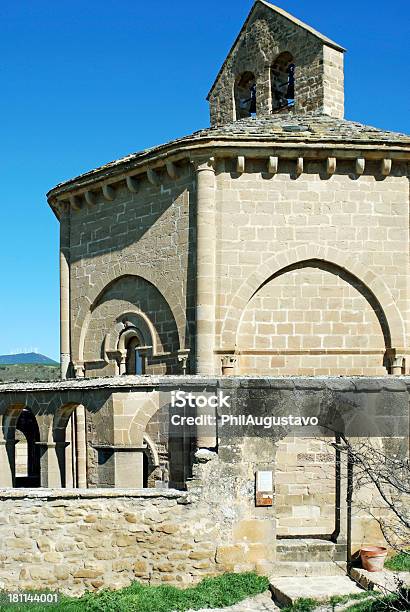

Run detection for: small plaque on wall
[[255, 470, 273, 507]]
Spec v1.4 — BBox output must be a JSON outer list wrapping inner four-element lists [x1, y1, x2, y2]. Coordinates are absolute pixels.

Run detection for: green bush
[[384, 550, 410, 572]]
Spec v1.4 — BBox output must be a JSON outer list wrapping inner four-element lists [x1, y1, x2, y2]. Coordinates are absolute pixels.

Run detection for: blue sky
[[0, 0, 409, 361]]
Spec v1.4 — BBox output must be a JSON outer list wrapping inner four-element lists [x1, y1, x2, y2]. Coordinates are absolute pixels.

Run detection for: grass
[[281, 598, 317, 612], [344, 592, 409, 611], [384, 550, 410, 572], [329, 592, 374, 606], [0, 572, 269, 612]]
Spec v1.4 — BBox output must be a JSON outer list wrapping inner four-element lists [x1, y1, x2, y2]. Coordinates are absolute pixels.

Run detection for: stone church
[[0, 0, 409, 595]]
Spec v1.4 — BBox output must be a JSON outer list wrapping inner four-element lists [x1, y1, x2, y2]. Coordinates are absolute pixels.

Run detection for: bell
[[249, 84, 256, 114]]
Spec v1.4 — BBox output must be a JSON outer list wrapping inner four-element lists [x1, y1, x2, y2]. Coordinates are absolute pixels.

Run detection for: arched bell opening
[[234, 71, 257, 120], [271, 52, 295, 112], [15, 408, 41, 488]]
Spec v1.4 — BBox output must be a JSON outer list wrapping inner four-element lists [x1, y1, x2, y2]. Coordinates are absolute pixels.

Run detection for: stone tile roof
[[183, 112, 410, 144], [48, 113, 410, 196]]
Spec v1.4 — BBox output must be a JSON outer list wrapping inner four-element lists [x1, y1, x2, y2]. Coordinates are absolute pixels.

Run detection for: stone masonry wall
[[275, 436, 335, 536], [0, 490, 221, 595], [237, 266, 386, 375], [215, 159, 410, 375], [0, 376, 408, 592], [68, 163, 195, 373]]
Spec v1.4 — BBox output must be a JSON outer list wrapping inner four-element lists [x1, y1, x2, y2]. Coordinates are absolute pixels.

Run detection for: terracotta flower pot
[[360, 546, 388, 572]]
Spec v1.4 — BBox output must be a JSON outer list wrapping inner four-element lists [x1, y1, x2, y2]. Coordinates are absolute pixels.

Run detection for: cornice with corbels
[[49, 141, 410, 218]]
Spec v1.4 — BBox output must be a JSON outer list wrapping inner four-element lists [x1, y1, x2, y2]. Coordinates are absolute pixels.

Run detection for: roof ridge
[[258, 1, 345, 52]]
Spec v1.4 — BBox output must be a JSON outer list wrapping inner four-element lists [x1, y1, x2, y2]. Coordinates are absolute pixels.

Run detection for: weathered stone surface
[[270, 576, 363, 606], [0, 490, 224, 594], [351, 567, 410, 591]]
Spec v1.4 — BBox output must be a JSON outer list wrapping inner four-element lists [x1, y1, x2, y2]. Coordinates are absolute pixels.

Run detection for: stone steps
[[270, 576, 364, 607], [271, 560, 347, 577], [268, 539, 348, 578], [276, 538, 337, 563]]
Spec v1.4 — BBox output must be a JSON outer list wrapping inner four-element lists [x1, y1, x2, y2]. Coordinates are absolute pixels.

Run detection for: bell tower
[[207, 0, 345, 126]]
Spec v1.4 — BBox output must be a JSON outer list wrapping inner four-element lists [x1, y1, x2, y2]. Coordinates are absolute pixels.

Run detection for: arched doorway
[[15, 408, 41, 487], [53, 405, 88, 488]]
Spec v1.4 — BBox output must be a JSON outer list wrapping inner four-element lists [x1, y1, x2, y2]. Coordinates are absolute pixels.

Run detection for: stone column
[[60, 203, 71, 379], [0, 440, 14, 487], [65, 417, 74, 488], [39, 442, 62, 487], [75, 406, 87, 488], [118, 350, 127, 375], [334, 440, 351, 564], [195, 159, 216, 375]]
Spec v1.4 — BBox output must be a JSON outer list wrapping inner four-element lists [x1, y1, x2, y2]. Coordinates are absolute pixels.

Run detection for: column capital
[[192, 157, 216, 173], [73, 361, 85, 378]]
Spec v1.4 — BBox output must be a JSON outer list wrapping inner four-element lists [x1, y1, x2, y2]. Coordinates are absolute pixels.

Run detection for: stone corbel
[[102, 184, 115, 201], [69, 195, 82, 211], [165, 160, 178, 180], [296, 157, 304, 177], [126, 176, 139, 193], [268, 156, 278, 175], [355, 158, 365, 175], [327, 157, 337, 176], [236, 156, 245, 174], [55, 199, 70, 216], [84, 191, 96, 206], [147, 168, 160, 186], [381, 158, 392, 176]]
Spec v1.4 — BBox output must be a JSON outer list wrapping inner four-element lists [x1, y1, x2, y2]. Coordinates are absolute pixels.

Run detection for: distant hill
[[0, 352, 59, 366], [0, 363, 60, 383]]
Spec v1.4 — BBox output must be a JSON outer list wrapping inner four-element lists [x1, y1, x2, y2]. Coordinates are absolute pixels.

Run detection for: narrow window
[[234, 71, 256, 120], [126, 336, 144, 375], [271, 52, 295, 112]]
